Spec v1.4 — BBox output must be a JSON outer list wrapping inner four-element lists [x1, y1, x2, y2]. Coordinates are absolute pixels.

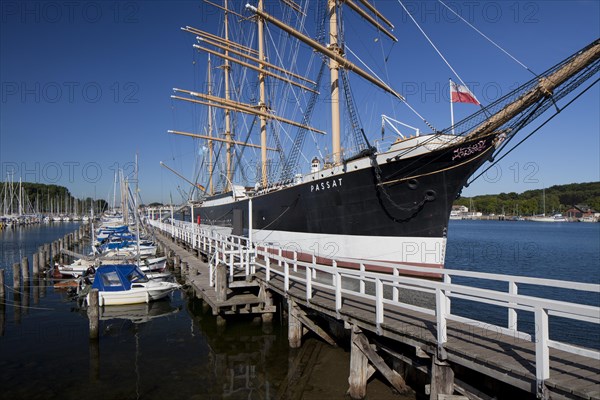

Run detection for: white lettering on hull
[[310, 178, 343, 192]]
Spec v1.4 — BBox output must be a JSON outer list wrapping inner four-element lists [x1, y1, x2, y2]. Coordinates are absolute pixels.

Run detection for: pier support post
[[58, 239, 64, 263], [348, 325, 369, 399], [33, 253, 39, 276], [39, 251, 46, 272], [44, 243, 50, 263], [12, 263, 21, 290], [261, 289, 274, 324], [88, 289, 100, 340], [22, 257, 29, 284], [429, 349, 454, 400], [288, 299, 303, 349], [182, 262, 188, 275], [216, 263, 228, 302]]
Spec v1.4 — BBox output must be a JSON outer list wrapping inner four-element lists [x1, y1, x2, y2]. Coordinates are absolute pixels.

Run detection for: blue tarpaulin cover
[[91, 264, 146, 292]]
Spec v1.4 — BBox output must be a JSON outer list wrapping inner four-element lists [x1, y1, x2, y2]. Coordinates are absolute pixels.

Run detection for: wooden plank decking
[[257, 266, 600, 400]]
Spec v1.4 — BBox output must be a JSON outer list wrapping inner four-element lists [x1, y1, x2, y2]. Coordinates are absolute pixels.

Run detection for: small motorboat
[[57, 255, 167, 278], [87, 264, 180, 306]]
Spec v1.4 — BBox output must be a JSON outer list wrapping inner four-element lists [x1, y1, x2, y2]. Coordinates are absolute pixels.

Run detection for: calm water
[[0, 221, 598, 399], [446, 220, 600, 349]]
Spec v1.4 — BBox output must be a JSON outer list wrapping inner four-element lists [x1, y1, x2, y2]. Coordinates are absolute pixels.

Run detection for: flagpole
[[450, 79, 455, 134]]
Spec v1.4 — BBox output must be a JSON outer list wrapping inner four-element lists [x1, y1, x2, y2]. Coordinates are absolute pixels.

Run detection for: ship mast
[[258, 0, 268, 186], [246, 1, 400, 167], [223, 0, 233, 191], [329, 0, 341, 164], [207, 55, 214, 195]]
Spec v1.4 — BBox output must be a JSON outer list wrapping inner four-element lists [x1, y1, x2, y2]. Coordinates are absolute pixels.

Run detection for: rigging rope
[[437, 0, 538, 77], [467, 77, 600, 186], [397, 0, 476, 103], [346, 45, 438, 132]]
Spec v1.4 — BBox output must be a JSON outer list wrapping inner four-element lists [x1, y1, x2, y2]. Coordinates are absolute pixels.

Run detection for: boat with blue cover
[[87, 264, 180, 306]]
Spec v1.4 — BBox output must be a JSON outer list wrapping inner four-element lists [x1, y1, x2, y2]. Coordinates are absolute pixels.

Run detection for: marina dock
[[147, 217, 600, 400]]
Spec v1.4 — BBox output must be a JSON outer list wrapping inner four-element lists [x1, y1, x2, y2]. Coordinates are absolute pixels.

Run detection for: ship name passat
[[311, 178, 343, 192]]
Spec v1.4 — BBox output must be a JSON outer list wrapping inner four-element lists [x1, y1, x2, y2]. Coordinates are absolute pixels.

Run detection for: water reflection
[[99, 301, 180, 324], [186, 296, 285, 399]]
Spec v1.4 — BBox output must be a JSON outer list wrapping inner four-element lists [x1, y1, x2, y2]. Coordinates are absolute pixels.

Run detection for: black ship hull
[[191, 134, 498, 270]]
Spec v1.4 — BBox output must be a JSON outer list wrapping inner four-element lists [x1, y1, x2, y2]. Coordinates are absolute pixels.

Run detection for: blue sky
[[1, 0, 598, 204]]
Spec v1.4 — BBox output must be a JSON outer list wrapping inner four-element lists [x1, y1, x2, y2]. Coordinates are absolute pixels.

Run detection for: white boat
[[449, 211, 462, 220], [57, 255, 167, 278], [86, 264, 180, 306], [102, 244, 157, 258], [530, 213, 568, 223]]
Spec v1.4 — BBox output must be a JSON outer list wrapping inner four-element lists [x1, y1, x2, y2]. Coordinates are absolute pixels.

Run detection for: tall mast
[[258, 0, 268, 186], [207, 55, 214, 195], [18, 177, 23, 216], [223, 0, 233, 190], [112, 170, 117, 212], [329, 0, 341, 164]]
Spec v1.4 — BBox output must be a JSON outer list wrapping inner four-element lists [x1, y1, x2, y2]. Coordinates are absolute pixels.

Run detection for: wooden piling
[[216, 263, 228, 302], [32, 252, 39, 276], [262, 289, 274, 324], [216, 315, 226, 331], [39, 251, 46, 272], [44, 243, 50, 261], [88, 289, 99, 340], [12, 263, 20, 289], [429, 350, 455, 400], [288, 299, 303, 349], [348, 326, 369, 399], [21, 256, 29, 283]]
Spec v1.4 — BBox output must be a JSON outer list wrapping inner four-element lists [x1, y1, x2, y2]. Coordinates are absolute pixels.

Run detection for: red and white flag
[[450, 80, 480, 105]]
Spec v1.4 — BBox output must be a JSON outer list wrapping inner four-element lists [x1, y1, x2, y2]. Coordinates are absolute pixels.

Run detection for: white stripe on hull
[[201, 224, 446, 267]]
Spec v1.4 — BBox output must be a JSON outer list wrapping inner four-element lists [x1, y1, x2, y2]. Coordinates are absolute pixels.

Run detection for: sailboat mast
[[329, 0, 341, 164], [207, 55, 215, 195], [258, 0, 268, 187], [223, 0, 233, 190]]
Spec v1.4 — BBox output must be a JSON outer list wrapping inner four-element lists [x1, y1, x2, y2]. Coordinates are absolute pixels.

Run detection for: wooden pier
[[147, 217, 600, 400]]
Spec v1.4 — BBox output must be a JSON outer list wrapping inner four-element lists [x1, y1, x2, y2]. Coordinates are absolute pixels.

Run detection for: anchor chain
[[368, 152, 433, 221]]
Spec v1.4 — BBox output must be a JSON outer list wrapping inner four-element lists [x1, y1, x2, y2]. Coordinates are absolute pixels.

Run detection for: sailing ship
[[168, 1, 600, 272]]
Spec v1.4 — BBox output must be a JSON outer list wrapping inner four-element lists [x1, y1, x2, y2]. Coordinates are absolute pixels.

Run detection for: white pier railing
[[147, 217, 600, 390]]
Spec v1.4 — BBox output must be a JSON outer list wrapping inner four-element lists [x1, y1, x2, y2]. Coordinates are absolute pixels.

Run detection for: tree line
[[1, 181, 108, 214], [455, 182, 600, 216]]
